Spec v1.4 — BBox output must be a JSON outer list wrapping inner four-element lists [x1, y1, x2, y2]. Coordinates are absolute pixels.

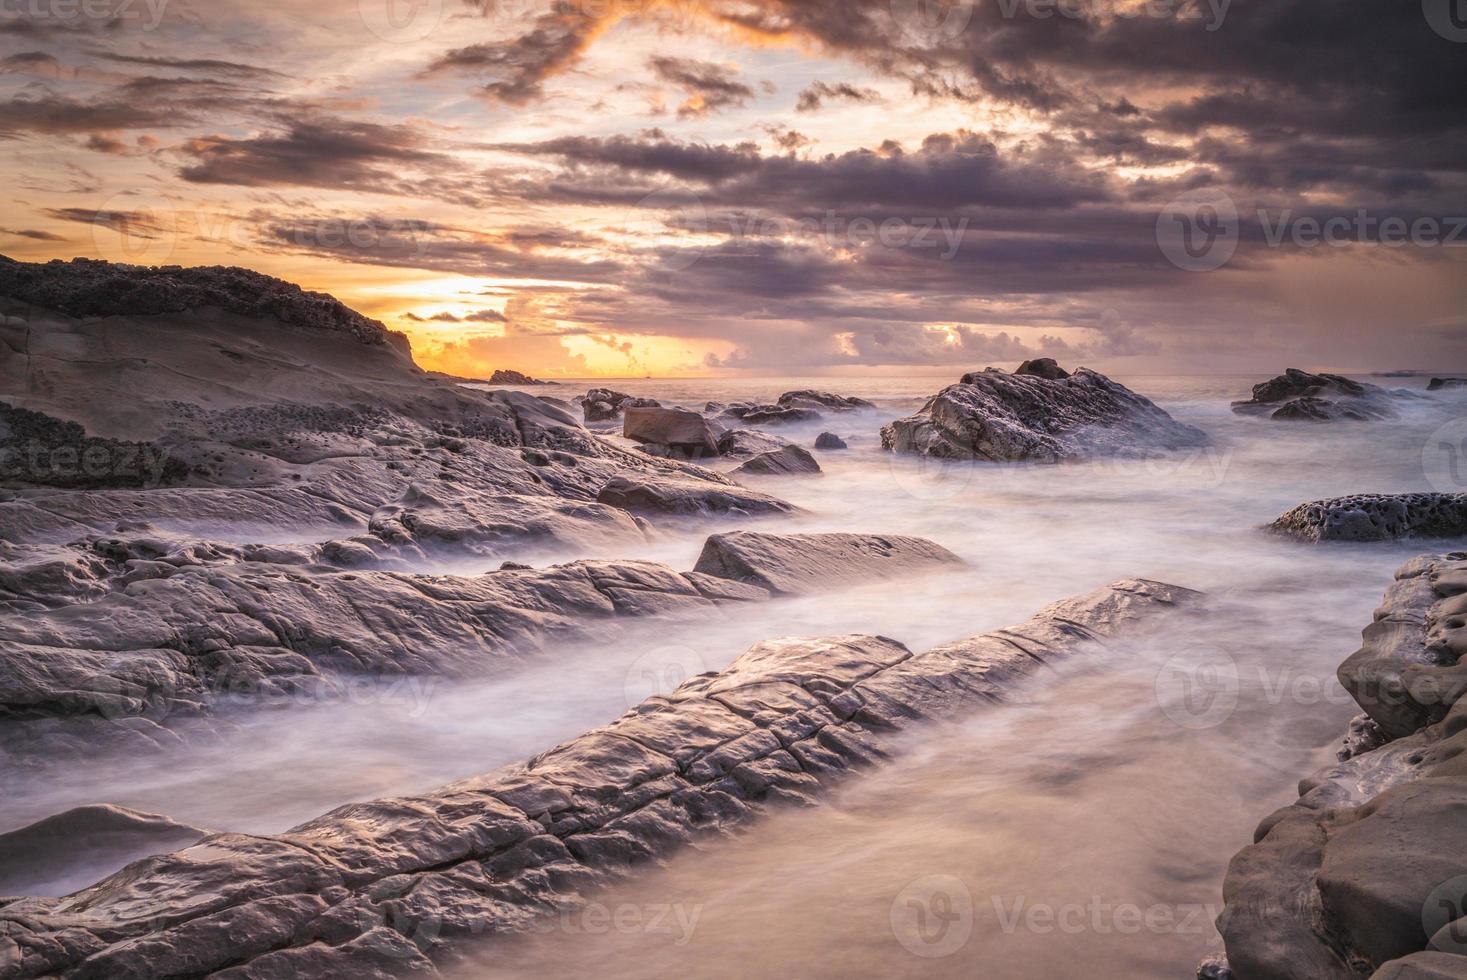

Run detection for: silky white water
[[6, 373, 1462, 977]]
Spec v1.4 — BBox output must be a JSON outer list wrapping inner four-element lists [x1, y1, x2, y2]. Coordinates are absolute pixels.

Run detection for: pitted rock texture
[[1216, 555, 1467, 980], [882, 364, 1208, 462], [0, 805, 209, 898], [0, 579, 1196, 979], [1271, 494, 1467, 543], [1232, 368, 1400, 422], [691, 531, 963, 596]]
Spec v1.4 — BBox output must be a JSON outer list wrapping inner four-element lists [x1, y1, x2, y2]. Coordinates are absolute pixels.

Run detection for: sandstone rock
[[814, 432, 848, 450], [692, 531, 962, 595], [0, 579, 1196, 977], [1232, 368, 1400, 421], [732, 445, 822, 476], [0, 805, 208, 897], [882, 363, 1208, 461], [595, 474, 797, 517], [622, 407, 719, 458], [1271, 494, 1467, 543]]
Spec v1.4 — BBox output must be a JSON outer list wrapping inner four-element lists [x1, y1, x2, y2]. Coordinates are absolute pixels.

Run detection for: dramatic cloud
[[649, 56, 756, 118]]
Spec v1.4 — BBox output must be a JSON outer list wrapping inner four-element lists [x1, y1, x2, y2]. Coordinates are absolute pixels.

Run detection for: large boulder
[[882, 363, 1209, 461], [716, 428, 793, 459], [740, 406, 822, 426], [815, 432, 848, 450], [582, 388, 659, 423], [692, 531, 962, 595], [1270, 494, 1467, 543], [733, 445, 822, 476], [1429, 378, 1467, 392], [622, 406, 719, 458], [1233, 368, 1400, 421], [0, 579, 1196, 978], [776, 390, 875, 411]]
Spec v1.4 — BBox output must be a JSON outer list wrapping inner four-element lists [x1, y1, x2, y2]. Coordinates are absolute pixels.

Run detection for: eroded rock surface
[[732, 445, 821, 476], [0, 579, 1196, 978], [1271, 494, 1467, 543], [1232, 369, 1402, 422], [0, 805, 208, 898], [691, 531, 962, 595], [882, 363, 1208, 461], [1215, 555, 1467, 980], [595, 474, 796, 518], [621, 407, 719, 458]]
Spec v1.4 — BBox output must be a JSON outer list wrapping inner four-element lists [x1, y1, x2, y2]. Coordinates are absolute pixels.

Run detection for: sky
[[1, 0, 1465, 379]]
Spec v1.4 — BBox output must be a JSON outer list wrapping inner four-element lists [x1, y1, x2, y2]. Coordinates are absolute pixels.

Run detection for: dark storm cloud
[[94, 53, 284, 78], [423, 6, 593, 105], [0, 93, 178, 135], [0, 227, 67, 241], [648, 56, 756, 117], [178, 119, 447, 190], [503, 131, 763, 181]]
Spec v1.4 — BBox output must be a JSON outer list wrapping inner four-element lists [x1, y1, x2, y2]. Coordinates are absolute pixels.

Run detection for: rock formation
[[1211, 556, 1467, 978], [1429, 378, 1467, 391], [0, 580, 1196, 979], [0, 805, 208, 898], [732, 445, 822, 476], [716, 429, 793, 459], [814, 432, 848, 450], [1232, 369, 1402, 421], [1270, 494, 1467, 543], [485, 370, 548, 386], [775, 390, 876, 412], [691, 531, 961, 595], [621, 407, 719, 458], [581, 389, 659, 424], [882, 363, 1209, 461]]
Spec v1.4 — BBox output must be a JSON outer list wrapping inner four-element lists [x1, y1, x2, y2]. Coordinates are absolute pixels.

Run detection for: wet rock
[[1216, 554, 1467, 979], [716, 429, 793, 459], [814, 432, 848, 450], [740, 406, 822, 426], [1232, 368, 1400, 421], [1271, 494, 1467, 543], [622, 407, 719, 458], [733, 445, 822, 476], [692, 531, 963, 595], [595, 473, 797, 517], [775, 390, 875, 412], [1429, 379, 1467, 392], [0, 579, 1197, 977], [1015, 357, 1071, 381], [882, 363, 1208, 461], [582, 389, 658, 423], [0, 805, 208, 897]]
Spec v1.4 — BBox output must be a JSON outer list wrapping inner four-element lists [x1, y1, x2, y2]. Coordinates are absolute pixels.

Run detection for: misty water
[[7, 374, 1464, 976]]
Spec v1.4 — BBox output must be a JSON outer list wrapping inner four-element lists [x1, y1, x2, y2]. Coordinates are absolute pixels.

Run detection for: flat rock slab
[[595, 473, 797, 517], [692, 531, 963, 595], [732, 445, 821, 476], [882, 363, 1208, 462], [1216, 555, 1467, 980], [1271, 494, 1467, 543], [0, 579, 1196, 979]]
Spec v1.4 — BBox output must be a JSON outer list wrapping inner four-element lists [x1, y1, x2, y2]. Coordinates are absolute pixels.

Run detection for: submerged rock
[[814, 432, 848, 450], [692, 531, 962, 595], [1270, 493, 1467, 542], [1232, 368, 1400, 421], [717, 429, 793, 459], [776, 390, 875, 412], [0, 805, 208, 897], [1429, 378, 1467, 391], [732, 445, 822, 476], [1215, 555, 1467, 979], [0, 579, 1196, 978], [882, 362, 1208, 461]]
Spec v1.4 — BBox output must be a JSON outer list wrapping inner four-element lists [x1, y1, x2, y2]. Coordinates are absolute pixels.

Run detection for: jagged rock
[[815, 432, 848, 450], [1270, 494, 1467, 543], [1232, 368, 1400, 421], [740, 406, 822, 426], [1429, 378, 1467, 392], [595, 473, 797, 517], [486, 370, 547, 386], [582, 389, 658, 423], [0, 805, 208, 897], [1215, 555, 1467, 979], [622, 407, 719, 458], [733, 445, 822, 476], [716, 429, 793, 459], [692, 531, 962, 595], [775, 390, 875, 411], [0, 579, 1196, 978], [1015, 357, 1071, 381], [882, 363, 1208, 461]]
